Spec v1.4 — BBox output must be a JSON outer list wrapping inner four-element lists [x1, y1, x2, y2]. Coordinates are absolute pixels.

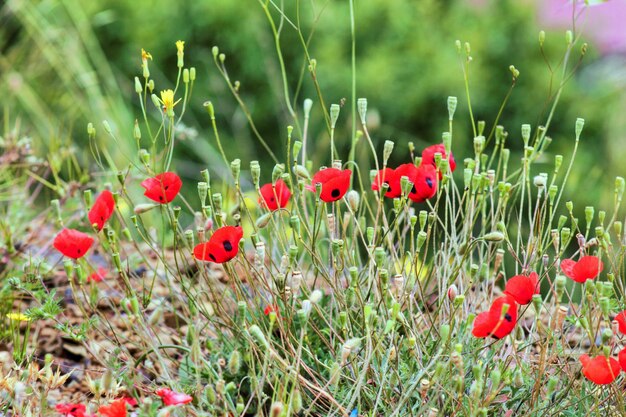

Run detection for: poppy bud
[[133, 203, 158, 214], [255, 213, 271, 229], [329, 104, 340, 129], [366, 227, 374, 244], [293, 164, 310, 180], [182, 68, 189, 84], [290, 215, 300, 235], [416, 231, 427, 251], [601, 328, 613, 344], [446, 284, 458, 301], [483, 231, 504, 242], [63, 260, 74, 280], [346, 190, 360, 212], [513, 369, 523, 388], [189, 67, 196, 81]]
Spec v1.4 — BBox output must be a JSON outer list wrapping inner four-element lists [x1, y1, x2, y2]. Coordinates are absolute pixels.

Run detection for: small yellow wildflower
[[176, 40, 185, 55], [6, 312, 30, 322], [159, 89, 181, 116], [141, 48, 153, 62]]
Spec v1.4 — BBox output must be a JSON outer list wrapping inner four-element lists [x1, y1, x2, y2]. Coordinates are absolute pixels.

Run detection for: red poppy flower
[[409, 164, 438, 203], [306, 168, 352, 202], [560, 255, 603, 283], [193, 225, 244, 263], [56, 403, 87, 417], [472, 295, 518, 339], [140, 172, 182, 204], [88, 190, 115, 231], [615, 310, 626, 334], [53, 229, 94, 259], [98, 399, 127, 417], [371, 168, 399, 198], [156, 388, 193, 406], [503, 272, 539, 305], [579, 354, 621, 385], [421, 143, 456, 178], [87, 267, 107, 283], [259, 179, 291, 211]]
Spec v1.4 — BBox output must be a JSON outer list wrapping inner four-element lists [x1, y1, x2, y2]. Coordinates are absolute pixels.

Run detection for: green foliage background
[[1, 0, 624, 207]]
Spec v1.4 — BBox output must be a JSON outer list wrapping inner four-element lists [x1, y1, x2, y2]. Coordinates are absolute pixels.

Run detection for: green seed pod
[[330, 104, 340, 129], [383, 140, 394, 165], [561, 227, 571, 245], [483, 232, 504, 242], [447, 96, 457, 121], [575, 117, 584, 140], [366, 227, 375, 244], [585, 206, 594, 227], [374, 247, 385, 268], [600, 297, 610, 317], [212, 193, 222, 213], [521, 124, 531, 145], [272, 164, 285, 183], [548, 185, 558, 204], [228, 350, 242, 374], [357, 98, 367, 124], [614, 221, 623, 238], [473, 136, 485, 155], [532, 294, 542, 314]]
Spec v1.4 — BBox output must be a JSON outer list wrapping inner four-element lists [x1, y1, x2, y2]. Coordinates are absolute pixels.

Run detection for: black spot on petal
[[331, 189, 340, 198], [426, 177, 433, 188], [209, 254, 216, 262], [504, 313, 512, 322], [223, 240, 233, 251]]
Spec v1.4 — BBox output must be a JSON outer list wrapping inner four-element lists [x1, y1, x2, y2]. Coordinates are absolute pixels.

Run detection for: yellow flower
[[176, 40, 185, 55], [159, 89, 181, 115], [141, 48, 153, 62], [6, 312, 30, 322]]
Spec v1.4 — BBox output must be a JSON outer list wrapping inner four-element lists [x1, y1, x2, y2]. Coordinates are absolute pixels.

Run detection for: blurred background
[[1, 0, 625, 208]]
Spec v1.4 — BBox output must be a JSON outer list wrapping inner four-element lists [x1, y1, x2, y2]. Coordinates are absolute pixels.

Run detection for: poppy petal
[[194, 225, 243, 263], [141, 172, 182, 204], [580, 354, 621, 385], [156, 388, 193, 406], [421, 143, 456, 179], [259, 179, 291, 211], [309, 168, 352, 202], [53, 229, 94, 259], [372, 168, 398, 198], [409, 164, 438, 203], [98, 399, 127, 417], [560, 259, 578, 281], [472, 295, 517, 339], [574, 256, 603, 282], [504, 272, 539, 305], [88, 190, 115, 231], [471, 311, 493, 338]]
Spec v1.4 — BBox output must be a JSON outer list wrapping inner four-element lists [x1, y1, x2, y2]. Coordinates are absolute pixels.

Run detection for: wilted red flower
[[88, 267, 107, 283], [471, 295, 518, 339], [98, 399, 127, 417], [259, 179, 291, 211], [193, 225, 244, 263], [560, 255, 603, 283], [140, 172, 182, 204], [371, 168, 399, 198], [615, 310, 626, 334], [53, 229, 94, 259], [156, 388, 193, 406], [579, 354, 621, 385], [55, 403, 87, 417], [88, 190, 115, 231], [307, 168, 352, 202], [504, 272, 539, 305], [421, 143, 456, 178]]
